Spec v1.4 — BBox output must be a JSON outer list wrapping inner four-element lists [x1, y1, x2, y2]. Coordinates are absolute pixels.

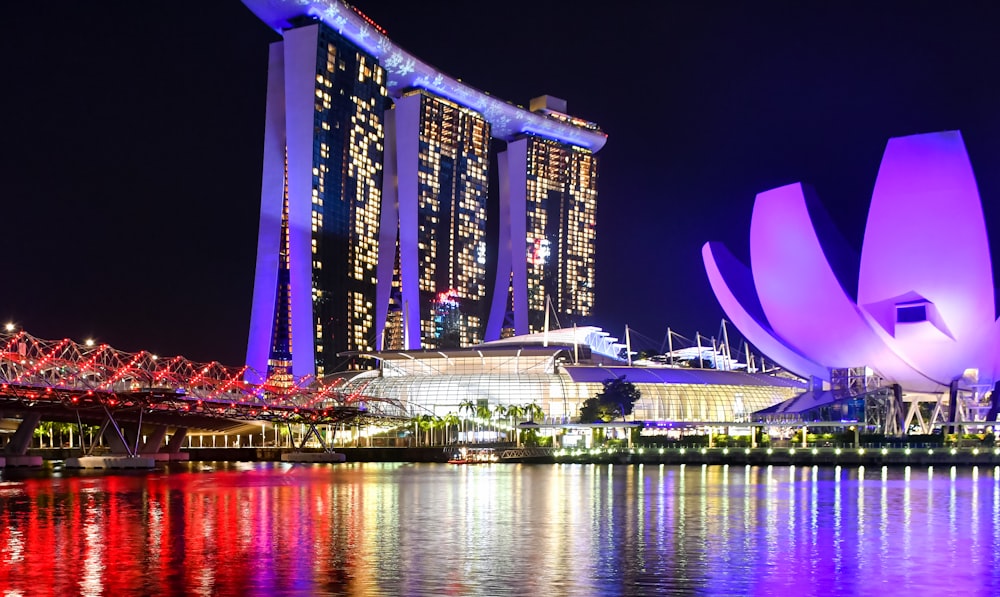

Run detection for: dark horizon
[[4, 1, 1000, 364]]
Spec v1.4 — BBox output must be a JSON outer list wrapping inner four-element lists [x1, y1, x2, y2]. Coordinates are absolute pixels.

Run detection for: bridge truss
[[0, 330, 415, 432]]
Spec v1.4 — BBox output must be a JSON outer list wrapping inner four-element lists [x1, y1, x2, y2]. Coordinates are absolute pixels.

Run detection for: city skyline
[[5, 2, 1000, 366]]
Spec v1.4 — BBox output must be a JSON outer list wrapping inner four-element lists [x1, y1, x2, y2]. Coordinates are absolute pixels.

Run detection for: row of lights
[[554, 447, 1000, 458], [6, 322, 95, 347]]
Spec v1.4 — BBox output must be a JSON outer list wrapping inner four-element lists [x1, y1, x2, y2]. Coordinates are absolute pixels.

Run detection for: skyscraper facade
[[246, 18, 387, 380], [525, 135, 598, 332], [375, 91, 491, 351], [242, 1, 607, 379], [486, 97, 600, 338]]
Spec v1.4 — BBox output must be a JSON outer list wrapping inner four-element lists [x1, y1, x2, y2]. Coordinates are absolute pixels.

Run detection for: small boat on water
[[448, 447, 498, 464]]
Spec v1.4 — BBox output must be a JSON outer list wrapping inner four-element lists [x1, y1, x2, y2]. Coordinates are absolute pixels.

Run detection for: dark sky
[[3, 1, 1000, 364]]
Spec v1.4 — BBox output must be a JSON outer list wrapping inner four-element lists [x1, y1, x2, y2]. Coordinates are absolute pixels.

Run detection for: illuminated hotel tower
[[246, 17, 387, 380], [242, 1, 606, 376], [485, 97, 599, 338], [375, 91, 491, 350]]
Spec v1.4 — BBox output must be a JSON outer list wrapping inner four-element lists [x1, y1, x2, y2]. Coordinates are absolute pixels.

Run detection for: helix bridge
[[0, 330, 411, 457]]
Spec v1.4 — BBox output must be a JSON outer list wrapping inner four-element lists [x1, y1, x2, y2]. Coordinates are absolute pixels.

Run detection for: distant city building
[[242, 1, 607, 379]]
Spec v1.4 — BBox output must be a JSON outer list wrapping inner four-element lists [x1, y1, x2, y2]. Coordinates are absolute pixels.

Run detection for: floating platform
[[65, 456, 156, 469], [280, 452, 347, 463]]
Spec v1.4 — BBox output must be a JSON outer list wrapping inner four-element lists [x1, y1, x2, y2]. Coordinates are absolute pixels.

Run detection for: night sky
[[4, 1, 1000, 365]]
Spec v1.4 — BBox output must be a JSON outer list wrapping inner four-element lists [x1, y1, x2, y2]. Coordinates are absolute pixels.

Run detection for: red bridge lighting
[[0, 329, 408, 426]]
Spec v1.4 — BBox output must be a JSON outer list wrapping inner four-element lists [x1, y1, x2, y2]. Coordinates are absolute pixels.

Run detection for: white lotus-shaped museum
[[702, 131, 998, 394]]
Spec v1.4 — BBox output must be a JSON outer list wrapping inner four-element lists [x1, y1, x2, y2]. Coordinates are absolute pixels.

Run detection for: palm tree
[[417, 414, 435, 446], [493, 404, 509, 443], [527, 402, 545, 424], [507, 404, 525, 447], [476, 403, 492, 440], [442, 412, 461, 444], [459, 399, 476, 443], [34, 421, 54, 448], [431, 416, 444, 445]]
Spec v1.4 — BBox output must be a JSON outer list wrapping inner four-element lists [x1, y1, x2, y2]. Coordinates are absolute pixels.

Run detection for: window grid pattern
[[395, 91, 490, 350], [524, 138, 598, 333], [308, 25, 388, 370]]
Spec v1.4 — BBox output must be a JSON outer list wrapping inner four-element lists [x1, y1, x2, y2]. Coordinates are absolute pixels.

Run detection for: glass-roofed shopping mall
[[334, 327, 805, 424]]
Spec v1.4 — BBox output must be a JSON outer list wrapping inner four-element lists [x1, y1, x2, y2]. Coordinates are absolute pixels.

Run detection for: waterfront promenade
[[13, 443, 1000, 467]]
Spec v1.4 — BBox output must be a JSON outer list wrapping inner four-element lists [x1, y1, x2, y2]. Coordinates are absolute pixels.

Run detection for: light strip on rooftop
[[242, 0, 608, 151]]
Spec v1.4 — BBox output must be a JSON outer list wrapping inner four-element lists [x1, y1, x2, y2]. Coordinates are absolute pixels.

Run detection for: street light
[[85, 339, 95, 347], [4, 323, 14, 332]]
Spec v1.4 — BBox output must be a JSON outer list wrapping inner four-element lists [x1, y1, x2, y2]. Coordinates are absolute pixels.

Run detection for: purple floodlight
[[703, 131, 997, 392], [241, 0, 607, 151]]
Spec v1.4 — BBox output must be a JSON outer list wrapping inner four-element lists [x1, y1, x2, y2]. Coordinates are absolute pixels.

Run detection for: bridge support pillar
[[165, 428, 190, 460], [281, 422, 346, 463], [166, 428, 188, 452], [141, 425, 168, 454], [103, 419, 137, 455], [139, 425, 173, 461], [70, 414, 156, 469], [5, 413, 41, 455]]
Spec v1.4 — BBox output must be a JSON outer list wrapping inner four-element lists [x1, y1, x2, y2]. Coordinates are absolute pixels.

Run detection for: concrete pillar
[[103, 419, 137, 455], [140, 425, 168, 454], [5, 413, 41, 455], [166, 428, 188, 453], [892, 384, 905, 436], [948, 380, 960, 436]]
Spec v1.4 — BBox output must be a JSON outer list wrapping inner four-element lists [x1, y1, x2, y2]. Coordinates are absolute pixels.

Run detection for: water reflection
[[1, 463, 1000, 595]]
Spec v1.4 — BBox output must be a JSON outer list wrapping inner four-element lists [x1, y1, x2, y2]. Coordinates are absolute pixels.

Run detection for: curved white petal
[[859, 131, 995, 382], [702, 241, 828, 380], [747, 183, 939, 389], [750, 184, 878, 366]]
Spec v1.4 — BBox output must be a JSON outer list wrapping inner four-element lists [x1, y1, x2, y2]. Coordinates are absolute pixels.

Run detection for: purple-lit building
[[703, 131, 1000, 433], [242, 0, 607, 379]]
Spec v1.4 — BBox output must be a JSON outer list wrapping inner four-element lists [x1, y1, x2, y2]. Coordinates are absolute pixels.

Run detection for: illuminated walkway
[[0, 330, 409, 463]]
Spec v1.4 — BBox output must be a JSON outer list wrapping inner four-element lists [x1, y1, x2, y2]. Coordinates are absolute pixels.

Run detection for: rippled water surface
[[2, 462, 1000, 595]]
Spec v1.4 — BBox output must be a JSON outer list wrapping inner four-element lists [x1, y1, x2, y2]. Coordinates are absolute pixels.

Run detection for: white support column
[[283, 24, 321, 379], [393, 94, 423, 349], [246, 41, 288, 376], [507, 139, 530, 335], [375, 106, 400, 350], [485, 149, 513, 340]]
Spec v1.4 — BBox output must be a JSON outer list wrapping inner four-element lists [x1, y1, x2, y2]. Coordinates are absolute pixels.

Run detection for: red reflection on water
[[0, 466, 371, 595]]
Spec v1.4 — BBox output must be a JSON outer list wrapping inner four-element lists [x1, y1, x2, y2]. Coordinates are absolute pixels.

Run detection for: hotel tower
[[243, 1, 606, 379], [375, 91, 491, 351]]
